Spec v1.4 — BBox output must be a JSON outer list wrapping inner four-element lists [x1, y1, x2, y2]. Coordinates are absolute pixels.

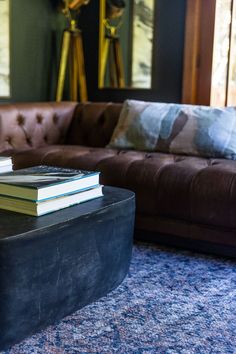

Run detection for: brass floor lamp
[[56, 0, 89, 102]]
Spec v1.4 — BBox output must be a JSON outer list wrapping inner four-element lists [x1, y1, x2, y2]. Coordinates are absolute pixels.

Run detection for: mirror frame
[[90, 0, 185, 103], [98, 0, 106, 88], [0, 0, 10, 98]]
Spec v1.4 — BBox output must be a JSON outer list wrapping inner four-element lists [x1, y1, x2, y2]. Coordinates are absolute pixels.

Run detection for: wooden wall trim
[[182, 0, 216, 105], [197, 0, 216, 105], [182, 0, 201, 104]]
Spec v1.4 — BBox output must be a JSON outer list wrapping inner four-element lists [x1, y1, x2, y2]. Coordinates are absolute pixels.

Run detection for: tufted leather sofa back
[[66, 102, 123, 147], [0, 102, 77, 153]]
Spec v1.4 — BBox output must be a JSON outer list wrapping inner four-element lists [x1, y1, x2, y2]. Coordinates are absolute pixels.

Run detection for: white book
[[0, 185, 103, 216], [0, 156, 12, 167], [0, 164, 12, 173]]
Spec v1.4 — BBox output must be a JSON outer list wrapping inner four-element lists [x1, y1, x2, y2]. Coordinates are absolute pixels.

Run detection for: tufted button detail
[[36, 114, 43, 124], [17, 115, 25, 125], [53, 114, 59, 124], [26, 137, 32, 146], [44, 135, 48, 142], [146, 154, 153, 159], [6, 136, 12, 144]]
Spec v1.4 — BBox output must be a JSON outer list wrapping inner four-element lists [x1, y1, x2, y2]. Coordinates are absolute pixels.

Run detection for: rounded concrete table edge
[[0, 186, 135, 350]]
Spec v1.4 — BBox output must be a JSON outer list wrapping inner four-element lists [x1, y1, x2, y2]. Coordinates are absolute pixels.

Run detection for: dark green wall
[[1, 0, 186, 104], [1, 0, 66, 103]]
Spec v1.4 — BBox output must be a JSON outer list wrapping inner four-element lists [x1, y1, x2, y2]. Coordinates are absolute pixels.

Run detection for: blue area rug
[[2, 242, 236, 354]]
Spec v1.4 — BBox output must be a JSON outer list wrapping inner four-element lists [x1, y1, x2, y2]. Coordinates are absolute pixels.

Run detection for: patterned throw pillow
[[157, 104, 236, 159], [108, 99, 236, 160], [107, 100, 171, 151]]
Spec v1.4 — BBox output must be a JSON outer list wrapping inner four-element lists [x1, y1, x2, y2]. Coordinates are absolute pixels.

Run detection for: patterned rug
[[2, 242, 236, 354]]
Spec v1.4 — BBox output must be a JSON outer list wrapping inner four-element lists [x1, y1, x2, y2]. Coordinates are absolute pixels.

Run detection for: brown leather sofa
[[1, 101, 236, 256]]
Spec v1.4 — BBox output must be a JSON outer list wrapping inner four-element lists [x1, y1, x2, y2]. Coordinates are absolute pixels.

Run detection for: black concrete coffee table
[[0, 186, 135, 351]]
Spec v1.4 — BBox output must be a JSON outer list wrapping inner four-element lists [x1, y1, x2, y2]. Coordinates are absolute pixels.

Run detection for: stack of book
[[0, 165, 103, 216], [0, 156, 13, 173]]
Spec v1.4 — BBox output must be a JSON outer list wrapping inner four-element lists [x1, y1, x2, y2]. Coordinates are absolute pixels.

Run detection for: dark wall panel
[[81, 0, 187, 103], [1, 0, 65, 103], [1, 0, 186, 104]]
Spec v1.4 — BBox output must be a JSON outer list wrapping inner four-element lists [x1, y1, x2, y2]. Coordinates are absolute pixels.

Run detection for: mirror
[[0, 0, 10, 97], [98, 0, 155, 89]]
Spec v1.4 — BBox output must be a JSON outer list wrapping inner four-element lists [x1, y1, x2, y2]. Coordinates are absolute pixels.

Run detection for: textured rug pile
[[3, 242, 236, 354]]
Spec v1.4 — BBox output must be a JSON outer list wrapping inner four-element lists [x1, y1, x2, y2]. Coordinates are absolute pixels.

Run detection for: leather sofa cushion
[[66, 102, 122, 147], [12, 145, 236, 230], [0, 102, 77, 153]]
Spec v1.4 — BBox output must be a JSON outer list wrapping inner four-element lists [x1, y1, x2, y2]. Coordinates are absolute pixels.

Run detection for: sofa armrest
[[66, 102, 123, 148], [0, 102, 77, 153]]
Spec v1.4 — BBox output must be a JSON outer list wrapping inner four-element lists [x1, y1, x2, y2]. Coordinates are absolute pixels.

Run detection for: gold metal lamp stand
[[99, 17, 125, 89], [56, 19, 88, 102], [101, 29, 125, 88]]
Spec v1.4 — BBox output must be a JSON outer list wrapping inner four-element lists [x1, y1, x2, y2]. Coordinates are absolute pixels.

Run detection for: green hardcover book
[[0, 165, 100, 201]]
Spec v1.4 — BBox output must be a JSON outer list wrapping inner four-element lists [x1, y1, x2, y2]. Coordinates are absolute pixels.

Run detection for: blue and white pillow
[[108, 99, 236, 160]]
